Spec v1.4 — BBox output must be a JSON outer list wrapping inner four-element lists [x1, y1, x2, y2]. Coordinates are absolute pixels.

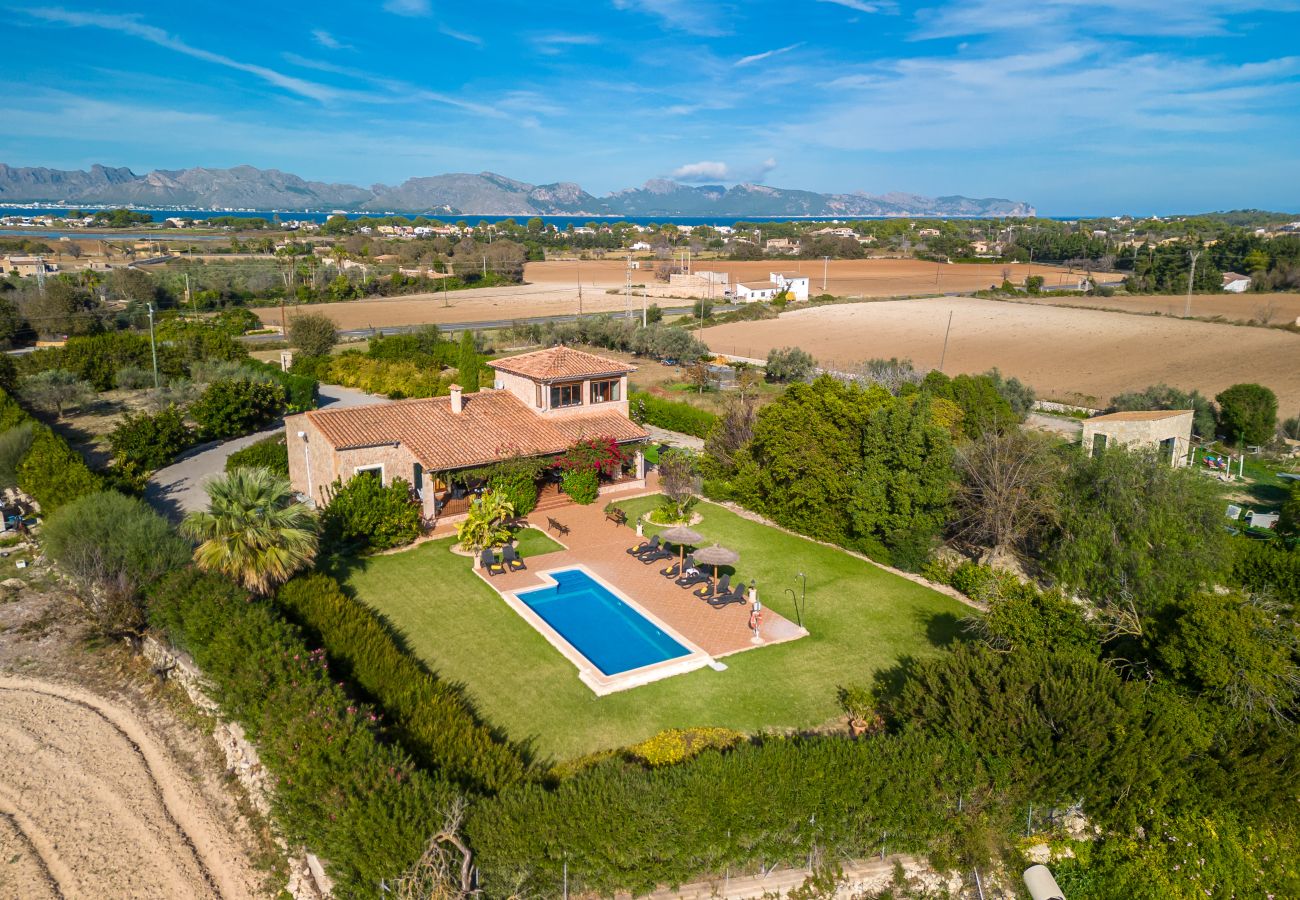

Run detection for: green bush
[[320, 473, 421, 552], [108, 405, 195, 472], [1230, 538, 1300, 603], [765, 346, 816, 383], [18, 425, 100, 513], [624, 727, 746, 768], [0, 423, 33, 490], [468, 734, 995, 896], [147, 569, 449, 894], [560, 469, 599, 504], [225, 434, 289, 476], [287, 312, 338, 358], [1215, 383, 1277, 446], [249, 360, 318, 413], [275, 573, 527, 794], [629, 391, 719, 439], [43, 491, 189, 636], [189, 377, 286, 439]]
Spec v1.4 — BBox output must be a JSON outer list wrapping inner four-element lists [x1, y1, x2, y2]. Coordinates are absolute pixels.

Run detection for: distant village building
[[669, 270, 729, 290], [733, 281, 780, 302], [629, 241, 652, 251], [1081, 409, 1194, 467], [2, 256, 58, 277], [770, 271, 811, 300], [764, 237, 799, 253], [916, 227, 941, 237], [1221, 272, 1252, 293]]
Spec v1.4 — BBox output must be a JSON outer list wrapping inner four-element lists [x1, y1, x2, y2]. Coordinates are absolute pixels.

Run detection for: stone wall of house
[[1081, 411, 1194, 465], [491, 368, 630, 420]]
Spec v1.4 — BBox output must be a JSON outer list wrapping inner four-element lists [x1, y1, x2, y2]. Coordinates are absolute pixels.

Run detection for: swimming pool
[[515, 568, 691, 676]]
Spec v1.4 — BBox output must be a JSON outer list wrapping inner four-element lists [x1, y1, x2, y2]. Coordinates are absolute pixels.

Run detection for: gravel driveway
[[146, 383, 380, 522]]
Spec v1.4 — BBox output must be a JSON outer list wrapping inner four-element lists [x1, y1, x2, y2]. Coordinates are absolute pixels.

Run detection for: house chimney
[[449, 384, 463, 414]]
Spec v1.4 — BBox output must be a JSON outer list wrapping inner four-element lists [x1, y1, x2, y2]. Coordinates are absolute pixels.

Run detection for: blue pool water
[[516, 569, 690, 676]]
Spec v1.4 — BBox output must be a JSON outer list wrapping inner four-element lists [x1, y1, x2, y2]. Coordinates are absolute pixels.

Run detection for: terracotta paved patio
[[461, 484, 806, 659]]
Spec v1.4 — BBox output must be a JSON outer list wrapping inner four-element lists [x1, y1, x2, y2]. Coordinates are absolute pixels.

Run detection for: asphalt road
[[144, 382, 381, 522]]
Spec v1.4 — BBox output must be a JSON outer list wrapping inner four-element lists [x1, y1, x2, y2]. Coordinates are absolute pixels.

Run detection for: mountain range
[[0, 163, 1035, 218]]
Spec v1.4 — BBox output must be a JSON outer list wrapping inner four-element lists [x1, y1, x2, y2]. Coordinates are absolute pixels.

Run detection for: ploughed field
[[700, 296, 1300, 410], [1015, 291, 1300, 326], [252, 259, 1079, 331]]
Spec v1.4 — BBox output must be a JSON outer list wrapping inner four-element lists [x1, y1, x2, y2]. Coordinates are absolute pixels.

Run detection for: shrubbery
[[43, 491, 189, 636], [0, 423, 33, 489], [225, 433, 289, 476], [629, 391, 719, 439], [147, 569, 450, 893], [560, 469, 599, 504], [275, 573, 527, 793], [765, 346, 815, 383], [189, 377, 286, 439], [320, 473, 421, 553], [249, 360, 318, 413], [109, 405, 195, 473], [18, 425, 99, 512]]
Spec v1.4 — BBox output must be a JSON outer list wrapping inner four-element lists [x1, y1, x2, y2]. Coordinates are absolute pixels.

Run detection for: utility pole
[[1184, 249, 1202, 318], [577, 257, 583, 315], [642, 286, 647, 328], [938, 310, 954, 372], [146, 302, 160, 389], [822, 255, 829, 292], [625, 254, 632, 320], [482, 255, 487, 279]]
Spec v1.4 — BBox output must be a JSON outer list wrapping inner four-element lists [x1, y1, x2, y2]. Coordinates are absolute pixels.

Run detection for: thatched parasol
[[659, 525, 704, 568], [692, 542, 739, 579]]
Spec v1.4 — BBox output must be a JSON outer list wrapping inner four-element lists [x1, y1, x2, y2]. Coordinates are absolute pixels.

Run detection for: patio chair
[[661, 554, 695, 579], [501, 544, 526, 572], [627, 534, 660, 556], [479, 548, 506, 577], [639, 543, 674, 564], [694, 573, 729, 600], [675, 566, 709, 589], [707, 579, 748, 608]]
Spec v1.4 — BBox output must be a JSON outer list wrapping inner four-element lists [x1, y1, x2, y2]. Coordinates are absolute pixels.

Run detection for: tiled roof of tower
[[304, 390, 647, 471], [488, 346, 635, 382]]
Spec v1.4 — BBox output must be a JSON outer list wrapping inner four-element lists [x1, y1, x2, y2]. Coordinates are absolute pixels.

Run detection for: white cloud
[[735, 42, 803, 67], [532, 33, 601, 55], [383, 0, 431, 17], [439, 25, 483, 45], [817, 0, 885, 12], [914, 0, 1300, 40], [311, 29, 348, 50], [25, 8, 342, 103], [670, 160, 730, 181], [610, 0, 730, 37]]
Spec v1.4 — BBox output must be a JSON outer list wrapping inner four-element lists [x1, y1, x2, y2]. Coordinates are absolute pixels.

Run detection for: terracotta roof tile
[[488, 346, 635, 382], [306, 390, 647, 471], [1086, 409, 1193, 423]]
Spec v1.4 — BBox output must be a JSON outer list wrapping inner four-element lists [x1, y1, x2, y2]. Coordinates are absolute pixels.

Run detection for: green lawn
[[511, 526, 564, 558], [340, 498, 972, 760]]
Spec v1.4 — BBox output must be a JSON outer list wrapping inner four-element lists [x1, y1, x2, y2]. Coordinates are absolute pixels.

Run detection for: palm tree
[[181, 468, 319, 595]]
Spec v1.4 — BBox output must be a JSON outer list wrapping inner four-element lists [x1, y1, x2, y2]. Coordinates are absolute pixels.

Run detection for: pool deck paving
[[463, 488, 806, 662]]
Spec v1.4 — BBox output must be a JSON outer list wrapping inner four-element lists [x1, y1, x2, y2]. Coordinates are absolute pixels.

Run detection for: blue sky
[[4, 0, 1300, 215]]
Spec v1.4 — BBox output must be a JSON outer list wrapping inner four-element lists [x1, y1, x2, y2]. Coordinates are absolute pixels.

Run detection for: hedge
[[148, 569, 450, 893], [0, 386, 100, 513], [225, 433, 289, 476], [467, 734, 1001, 896], [274, 573, 528, 795], [630, 391, 719, 439]]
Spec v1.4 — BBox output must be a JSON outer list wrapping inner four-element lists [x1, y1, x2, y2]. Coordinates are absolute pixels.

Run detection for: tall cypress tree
[[458, 330, 480, 393]]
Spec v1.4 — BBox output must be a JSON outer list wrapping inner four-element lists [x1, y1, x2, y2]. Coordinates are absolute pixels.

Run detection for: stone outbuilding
[[1080, 409, 1194, 466]]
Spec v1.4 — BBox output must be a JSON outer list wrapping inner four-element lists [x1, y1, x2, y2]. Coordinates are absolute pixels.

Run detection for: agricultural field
[[1017, 291, 1300, 326], [701, 296, 1300, 410], [250, 258, 1081, 332]]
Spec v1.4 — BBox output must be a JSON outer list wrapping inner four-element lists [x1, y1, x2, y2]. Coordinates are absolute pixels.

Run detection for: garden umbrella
[[692, 543, 739, 579], [659, 525, 704, 568]]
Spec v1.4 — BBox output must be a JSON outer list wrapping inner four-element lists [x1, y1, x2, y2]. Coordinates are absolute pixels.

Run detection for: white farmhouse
[[770, 271, 810, 300], [1221, 272, 1252, 293]]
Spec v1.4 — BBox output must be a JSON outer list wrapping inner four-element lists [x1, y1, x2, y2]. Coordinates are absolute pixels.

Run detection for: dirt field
[[252, 258, 1080, 332], [0, 575, 272, 899], [700, 297, 1300, 410], [1018, 292, 1300, 326]]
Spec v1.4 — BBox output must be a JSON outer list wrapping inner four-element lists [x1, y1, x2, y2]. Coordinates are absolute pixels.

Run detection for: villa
[[286, 346, 650, 523]]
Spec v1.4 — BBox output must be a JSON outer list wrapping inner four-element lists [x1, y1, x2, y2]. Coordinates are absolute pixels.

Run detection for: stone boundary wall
[[142, 636, 333, 898]]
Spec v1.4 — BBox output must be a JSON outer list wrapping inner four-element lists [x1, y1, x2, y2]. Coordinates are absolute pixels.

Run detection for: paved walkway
[[145, 383, 381, 522], [477, 486, 805, 659]]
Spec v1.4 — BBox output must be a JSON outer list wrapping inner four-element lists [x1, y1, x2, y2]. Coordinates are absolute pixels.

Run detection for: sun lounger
[[707, 581, 749, 608], [694, 573, 729, 600], [479, 548, 506, 576], [676, 568, 708, 588], [662, 554, 696, 579], [627, 534, 660, 556], [640, 545, 674, 564], [502, 544, 526, 572]]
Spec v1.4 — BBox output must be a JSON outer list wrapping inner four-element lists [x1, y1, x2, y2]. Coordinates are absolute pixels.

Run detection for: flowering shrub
[[555, 436, 628, 477]]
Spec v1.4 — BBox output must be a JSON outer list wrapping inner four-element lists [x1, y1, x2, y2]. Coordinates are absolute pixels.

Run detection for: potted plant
[[838, 686, 883, 739]]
